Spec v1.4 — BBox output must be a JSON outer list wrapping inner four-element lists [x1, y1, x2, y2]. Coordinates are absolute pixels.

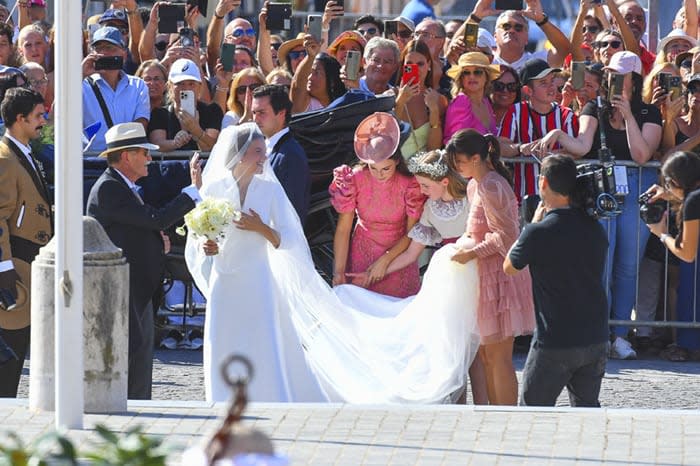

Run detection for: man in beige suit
[[0, 87, 52, 397]]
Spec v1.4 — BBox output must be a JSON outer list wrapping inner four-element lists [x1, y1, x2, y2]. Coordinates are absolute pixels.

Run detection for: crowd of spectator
[[3, 0, 700, 403]]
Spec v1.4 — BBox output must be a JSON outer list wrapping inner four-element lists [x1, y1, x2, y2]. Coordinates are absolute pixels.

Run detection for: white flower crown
[[407, 150, 449, 178]]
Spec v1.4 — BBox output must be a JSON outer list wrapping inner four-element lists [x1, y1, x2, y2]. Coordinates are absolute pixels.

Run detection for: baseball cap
[[675, 45, 700, 67], [91, 26, 125, 48], [394, 16, 415, 32], [99, 8, 128, 26], [603, 51, 642, 75], [168, 58, 202, 83], [519, 59, 561, 84]]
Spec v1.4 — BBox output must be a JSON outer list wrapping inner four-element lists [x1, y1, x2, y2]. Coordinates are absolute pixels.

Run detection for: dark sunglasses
[[235, 83, 261, 95], [493, 81, 519, 92], [582, 25, 600, 34], [687, 84, 700, 94], [499, 22, 525, 33], [681, 59, 692, 69], [232, 27, 256, 38], [271, 42, 282, 50], [594, 40, 622, 49], [397, 29, 413, 39], [155, 41, 168, 51], [461, 69, 484, 77], [359, 27, 378, 36], [288, 50, 307, 60]]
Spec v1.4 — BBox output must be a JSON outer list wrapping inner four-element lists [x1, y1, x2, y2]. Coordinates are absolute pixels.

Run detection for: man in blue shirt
[[81, 26, 150, 152]]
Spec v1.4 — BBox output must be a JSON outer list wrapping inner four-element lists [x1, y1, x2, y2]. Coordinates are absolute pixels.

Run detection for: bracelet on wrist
[[214, 12, 225, 19], [215, 86, 229, 92], [469, 13, 482, 24], [536, 13, 549, 26]]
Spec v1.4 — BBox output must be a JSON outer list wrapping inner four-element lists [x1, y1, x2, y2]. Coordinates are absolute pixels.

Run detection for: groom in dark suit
[[87, 122, 201, 399], [0, 88, 52, 397]]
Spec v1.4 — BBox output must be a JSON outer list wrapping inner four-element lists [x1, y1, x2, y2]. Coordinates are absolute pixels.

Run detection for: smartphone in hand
[[494, 0, 523, 10], [401, 63, 420, 86], [221, 42, 236, 72], [158, 3, 186, 33], [464, 23, 479, 48], [94, 55, 124, 71], [608, 73, 625, 102], [307, 14, 323, 41], [345, 50, 361, 80], [384, 20, 398, 38], [180, 90, 196, 117], [266, 3, 293, 31], [571, 61, 585, 90]]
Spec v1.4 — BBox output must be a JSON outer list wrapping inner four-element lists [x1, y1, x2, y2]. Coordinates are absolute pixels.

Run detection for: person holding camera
[[645, 151, 700, 360], [504, 154, 609, 407], [82, 26, 150, 152], [535, 51, 663, 360]]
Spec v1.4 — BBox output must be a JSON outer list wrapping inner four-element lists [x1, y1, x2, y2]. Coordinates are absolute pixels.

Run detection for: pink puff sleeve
[[443, 94, 471, 146], [471, 174, 520, 259], [404, 176, 426, 220], [329, 165, 358, 213]]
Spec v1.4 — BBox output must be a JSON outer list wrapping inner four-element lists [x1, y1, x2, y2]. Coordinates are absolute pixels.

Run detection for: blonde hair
[[409, 150, 467, 199], [642, 63, 679, 104], [226, 67, 266, 116], [266, 67, 293, 86]]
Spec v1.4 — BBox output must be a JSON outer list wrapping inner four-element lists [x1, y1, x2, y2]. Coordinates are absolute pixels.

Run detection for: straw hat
[[354, 112, 400, 164], [277, 32, 306, 66], [446, 52, 501, 81], [99, 122, 159, 158]]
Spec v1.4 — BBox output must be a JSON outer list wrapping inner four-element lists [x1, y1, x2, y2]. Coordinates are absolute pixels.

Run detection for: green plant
[[0, 431, 77, 466], [83, 424, 169, 466]]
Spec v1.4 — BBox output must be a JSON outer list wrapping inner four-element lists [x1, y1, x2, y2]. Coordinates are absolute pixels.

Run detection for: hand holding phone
[[494, 0, 523, 10], [608, 73, 625, 102], [158, 3, 186, 33], [464, 23, 479, 49], [221, 42, 236, 72], [266, 3, 293, 31], [307, 14, 323, 41], [571, 61, 585, 90], [180, 90, 196, 117], [345, 50, 361, 81], [94, 55, 124, 71]]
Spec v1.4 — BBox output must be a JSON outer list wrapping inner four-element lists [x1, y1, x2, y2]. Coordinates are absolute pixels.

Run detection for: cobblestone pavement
[[19, 349, 700, 408]]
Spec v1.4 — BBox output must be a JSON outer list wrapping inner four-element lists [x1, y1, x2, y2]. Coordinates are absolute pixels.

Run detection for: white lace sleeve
[[408, 222, 442, 246]]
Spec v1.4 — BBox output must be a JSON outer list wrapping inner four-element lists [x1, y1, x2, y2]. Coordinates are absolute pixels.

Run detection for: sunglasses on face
[[582, 25, 600, 34], [288, 50, 307, 60], [155, 41, 168, 51], [414, 31, 444, 40], [232, 27, 256, 38], [397, 29, 413, 39], [359, 27, 378, 36], [594, 40, 622, 49], [499, 22, 525, 33], [492, 81, 519, 92], [461, 69, 484, 77], [236, 83, 261, 95], [681, 59, 692, 69]]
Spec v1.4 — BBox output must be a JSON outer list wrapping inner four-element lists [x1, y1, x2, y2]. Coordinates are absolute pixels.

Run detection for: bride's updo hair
[[227, 122, 265, 168]]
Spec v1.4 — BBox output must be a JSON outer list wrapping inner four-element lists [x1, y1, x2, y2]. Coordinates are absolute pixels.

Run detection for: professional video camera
[[572, 97, 623, 219]]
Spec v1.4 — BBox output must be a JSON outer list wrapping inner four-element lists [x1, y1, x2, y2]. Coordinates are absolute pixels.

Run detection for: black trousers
[[0, 326, 30, 397], [128, 301, 154, 400]]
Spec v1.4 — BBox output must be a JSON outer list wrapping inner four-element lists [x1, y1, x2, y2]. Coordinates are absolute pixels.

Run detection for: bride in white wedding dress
[[186, 122, 480, 404]]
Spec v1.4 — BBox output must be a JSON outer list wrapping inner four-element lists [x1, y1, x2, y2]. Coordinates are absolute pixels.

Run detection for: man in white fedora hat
[[87, 122, 202, 399]]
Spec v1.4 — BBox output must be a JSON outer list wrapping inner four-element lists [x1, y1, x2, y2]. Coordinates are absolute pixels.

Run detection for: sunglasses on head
[[594, 40, 622, 49], [461, 69, 484, 77], [359, 27, 378, 36], [236, 83, 261, 95], [499, 22, 525, 32], [232, 27, 256, 38], [582, 25, 599, 34], [288, 50, 307, 60], [493, 81, 519, 92]]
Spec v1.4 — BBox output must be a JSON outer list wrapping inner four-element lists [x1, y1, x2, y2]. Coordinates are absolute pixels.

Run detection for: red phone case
[[402, 64, 419, 86]]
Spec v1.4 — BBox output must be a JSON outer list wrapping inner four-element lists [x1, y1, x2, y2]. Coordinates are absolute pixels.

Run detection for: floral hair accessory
[[407, 150, 449, 178]]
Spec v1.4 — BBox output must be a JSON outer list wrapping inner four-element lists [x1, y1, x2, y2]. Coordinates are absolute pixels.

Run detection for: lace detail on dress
[[408, 222, 442, 246], [427, 197, 468, 221]]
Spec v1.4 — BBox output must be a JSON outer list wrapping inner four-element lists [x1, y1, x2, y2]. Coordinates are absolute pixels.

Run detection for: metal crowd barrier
[[82, 152, 697, 331]]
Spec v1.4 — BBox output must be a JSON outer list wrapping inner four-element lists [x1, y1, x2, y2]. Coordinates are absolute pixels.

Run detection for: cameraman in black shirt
[[645, 151, 700, 359], [504, 155, 609, 407]]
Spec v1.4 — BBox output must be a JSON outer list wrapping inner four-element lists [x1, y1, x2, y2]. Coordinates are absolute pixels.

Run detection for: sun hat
[[603, 51, 642, 75], [99, 122, 159, 158], [394, 16, 415, 32], [169, 58, 202, 83], [277, 32, 306, 66], [657, 29, 697, 55], [328, 30, 367, 56], [354, 112, 400, 164], [91, 26, 125, 48], [446, 52, 501, 81], [675, 45, 700, 67], [518, 58, 561, 84]]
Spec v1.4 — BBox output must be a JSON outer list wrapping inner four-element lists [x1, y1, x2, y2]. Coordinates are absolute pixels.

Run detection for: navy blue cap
[[91, 26, 125, 48]]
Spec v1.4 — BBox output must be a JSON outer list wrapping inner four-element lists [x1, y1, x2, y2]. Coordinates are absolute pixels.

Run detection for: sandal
[[660, 344, 689, 362]]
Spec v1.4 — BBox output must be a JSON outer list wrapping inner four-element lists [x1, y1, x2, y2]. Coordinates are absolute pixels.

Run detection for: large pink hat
[[354, 112, 400, 164]]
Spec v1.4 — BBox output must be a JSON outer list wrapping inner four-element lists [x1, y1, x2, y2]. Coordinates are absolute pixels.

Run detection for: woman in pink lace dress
[[446, 129, 534, 405], [329, 113, 425, 298]]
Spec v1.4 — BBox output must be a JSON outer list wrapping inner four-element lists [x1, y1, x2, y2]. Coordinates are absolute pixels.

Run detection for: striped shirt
[[499, 101, 579, 201]]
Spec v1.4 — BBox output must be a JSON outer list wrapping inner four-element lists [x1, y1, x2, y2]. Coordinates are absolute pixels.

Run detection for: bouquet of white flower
[[177, 197, 240, 242]]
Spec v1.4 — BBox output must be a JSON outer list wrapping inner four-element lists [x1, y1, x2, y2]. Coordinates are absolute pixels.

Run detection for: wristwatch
[[536, 14, 549, 26]]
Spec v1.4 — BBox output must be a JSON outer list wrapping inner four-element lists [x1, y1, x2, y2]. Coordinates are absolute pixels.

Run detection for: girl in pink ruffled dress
[[329, 113, 426, 298], [446, 129, 535, 406]]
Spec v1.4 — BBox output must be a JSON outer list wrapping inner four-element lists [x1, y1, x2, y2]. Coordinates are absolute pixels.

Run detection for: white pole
[[54, 0, 84, 429]]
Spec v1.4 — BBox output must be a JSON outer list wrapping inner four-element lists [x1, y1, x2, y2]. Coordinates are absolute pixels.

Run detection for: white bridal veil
[[186, 124, 480, 404]]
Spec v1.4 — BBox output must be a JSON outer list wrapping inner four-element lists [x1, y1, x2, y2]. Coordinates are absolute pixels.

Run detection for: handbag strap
[[87, 76, 114, 129]]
